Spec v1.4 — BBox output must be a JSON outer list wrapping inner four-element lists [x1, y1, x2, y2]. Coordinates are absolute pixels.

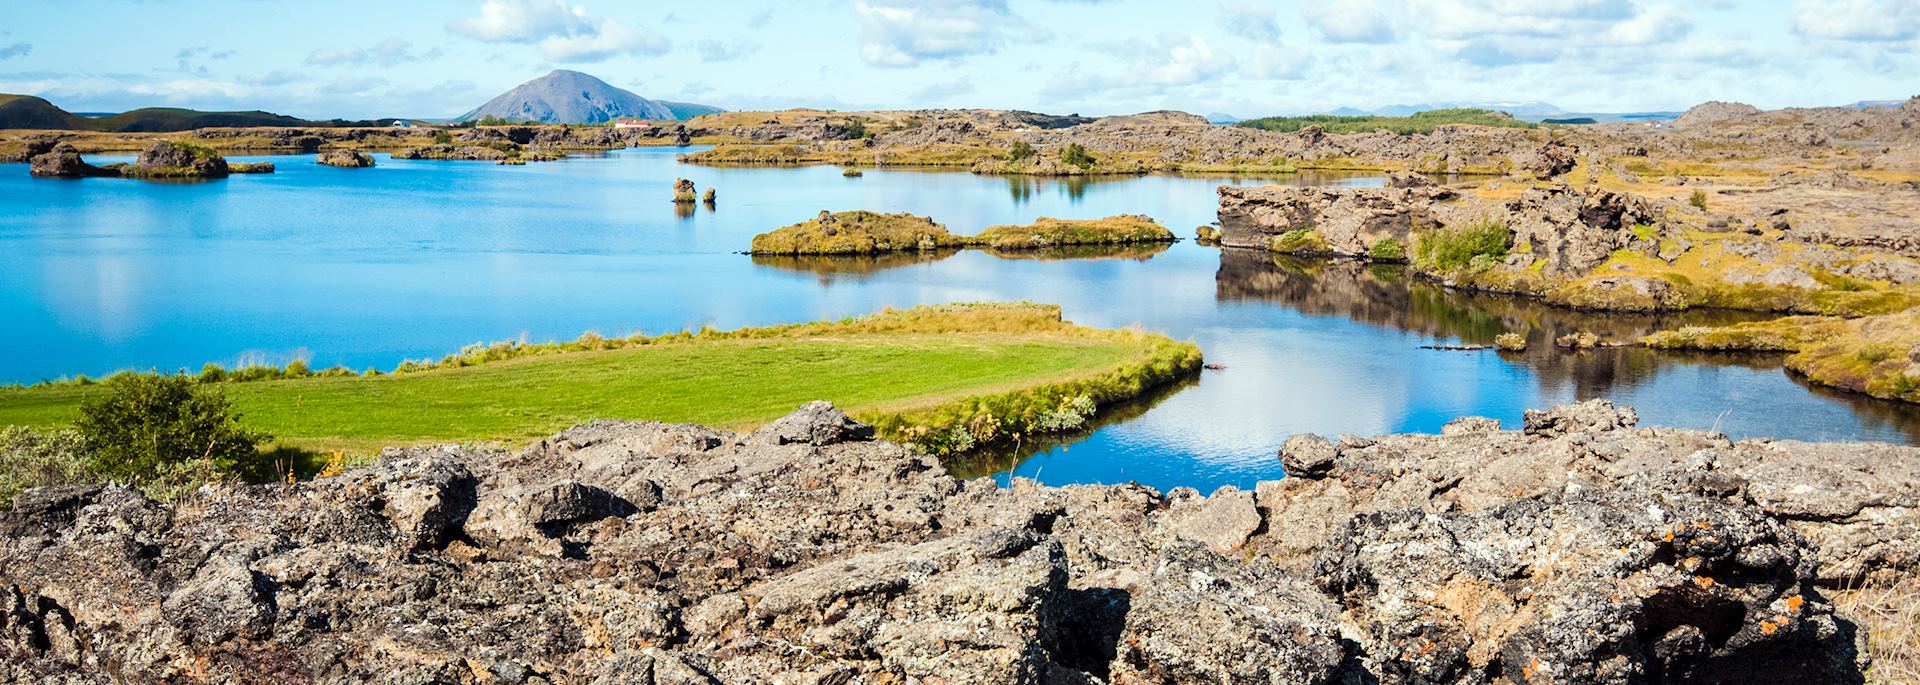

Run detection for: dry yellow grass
[[1835, 574, 1920, 685]]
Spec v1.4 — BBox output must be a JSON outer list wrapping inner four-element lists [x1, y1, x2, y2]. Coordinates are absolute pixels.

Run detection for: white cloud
[[1147, 34, 1234, 86], [696, 38, 757, 62], [1793, 0, 1920, 41], [1249, 43, 1312, 79], [1301, 0, 1398, 43], [1220, 1, 1283, 42], [855, 0, 1011, 67], [306, 39, 441, 67], [448, 0, 669, 62]]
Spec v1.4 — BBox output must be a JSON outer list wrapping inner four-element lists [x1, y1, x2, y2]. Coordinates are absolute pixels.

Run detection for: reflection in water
[[750, 249, 963, 285], [1212, 249, 1920, 440], [673, 202, 696, 219], [945, 375, 1200, 481], [751, 242, 1174, 284]]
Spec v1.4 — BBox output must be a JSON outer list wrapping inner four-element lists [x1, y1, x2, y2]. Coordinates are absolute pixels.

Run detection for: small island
[[317, 150, 374, 168], [28, 140, 269, 180], [749, 211, 1176, 255]]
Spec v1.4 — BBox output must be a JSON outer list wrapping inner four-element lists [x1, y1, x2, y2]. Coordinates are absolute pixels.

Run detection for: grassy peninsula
[[1642, 310, 1920, 405], [0, 303, 1201, 457], [1236, 108, 1537, 135], [750, 211, 1177, 255]]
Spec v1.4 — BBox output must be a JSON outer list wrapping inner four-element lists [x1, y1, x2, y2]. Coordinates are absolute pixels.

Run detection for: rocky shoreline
[[2, 400, 1911, 682]]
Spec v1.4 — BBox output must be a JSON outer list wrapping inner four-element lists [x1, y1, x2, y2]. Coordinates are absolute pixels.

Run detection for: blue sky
[[2, 0, 1916, 119]]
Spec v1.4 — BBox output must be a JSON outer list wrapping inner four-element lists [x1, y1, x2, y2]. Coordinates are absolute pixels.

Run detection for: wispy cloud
[[855, 0, 1013, 67], [0, 43, 30, 60], [448, 0, 670, 62], [306, 39, 442, 67]]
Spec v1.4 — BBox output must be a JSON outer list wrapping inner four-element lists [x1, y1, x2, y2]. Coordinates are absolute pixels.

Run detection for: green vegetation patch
[[1269, 229, 1330, 255], [1414, 219, 1511, 272], [750, 211, 969, 255], [1642, 311, 1920, 404], [0, 304, 1201, 460], [975, 215, 1175, 250], [1236, 108, 1537, 136]]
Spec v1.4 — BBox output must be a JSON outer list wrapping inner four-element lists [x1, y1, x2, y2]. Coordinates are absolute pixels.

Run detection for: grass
[[0, 303, 1201, 457], [1235, 108, 1537, 135], [749, 211, 969, 255], [752, 212, 1175, 255], [1414, 219, 1511, 272], [975, 215, 1174, 250], [1835, 574, 1920, 685], [1641, 310, 1920, 404]]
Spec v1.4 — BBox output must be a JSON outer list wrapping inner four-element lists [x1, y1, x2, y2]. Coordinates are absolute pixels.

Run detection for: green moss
[[1235, 108, 1536, 135], [1414, 219, 1510, 272], [1269, 229, 1329, 254], [1367, 238, 1407, 262], [750, 211, 969, 255], [1631, 223, 1658, 241], [975, 215, 1174, 250]]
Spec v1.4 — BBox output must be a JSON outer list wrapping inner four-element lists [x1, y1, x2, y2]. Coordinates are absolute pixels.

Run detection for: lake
[[7, 146, 1918, 492]]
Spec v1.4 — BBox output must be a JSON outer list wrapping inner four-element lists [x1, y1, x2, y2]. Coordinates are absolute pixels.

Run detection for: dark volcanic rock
[[0, 401, 1892, 683], [316, 149, 374, 168], [125, 141, 229, 179], [27, 142, 115, 178]]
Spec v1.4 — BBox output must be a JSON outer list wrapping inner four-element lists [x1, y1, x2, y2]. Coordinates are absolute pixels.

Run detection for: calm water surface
[[6, 147, 1917, 492]]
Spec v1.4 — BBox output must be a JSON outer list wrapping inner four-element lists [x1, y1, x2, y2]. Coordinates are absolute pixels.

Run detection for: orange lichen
[[1760, 620, 1780, 636], [1786, 595, 1805, 613], [1694, 576, 1716, 589]]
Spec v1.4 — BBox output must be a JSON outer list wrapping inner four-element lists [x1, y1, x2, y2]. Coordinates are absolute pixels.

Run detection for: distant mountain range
[[0, 94, 378, 132], [462, 70, 720, 124]]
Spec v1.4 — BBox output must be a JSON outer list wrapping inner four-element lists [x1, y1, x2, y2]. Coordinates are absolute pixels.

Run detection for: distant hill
[[1237, 108, 1536, 135], [0, 93, 381, 131], [463, 70, 718, 123], [1204, 112, 1240, 125], [659, 100, 725, 120]]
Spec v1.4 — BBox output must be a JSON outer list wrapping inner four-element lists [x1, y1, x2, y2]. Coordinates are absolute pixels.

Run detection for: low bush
[[1415, 219, 1511, 272], [1368, 237, 1407, 261], [1009, 141, 1035, 161], [1060, 143, 1096, 169], [74, 374, 270, 487]]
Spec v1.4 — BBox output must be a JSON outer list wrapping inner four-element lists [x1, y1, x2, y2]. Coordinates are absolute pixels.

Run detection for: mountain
[[0, 93, 366, 131], [1204, 112, 1240, 124], [659, 100, 725, 120], [463, 70, 720, 123]]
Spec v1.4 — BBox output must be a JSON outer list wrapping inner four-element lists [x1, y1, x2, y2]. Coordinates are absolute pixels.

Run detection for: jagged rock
[[27, 142, 115, 178], [1112, 542, 1346, 684], [0, 401, 1889, 682], [1521, 139, 1578, 179], [316, 149, 375, 168], [673, 178, 698, 203], [1215, 184, 1454, 255], [1278, 433, 1337, 478], [1675, 101, 1764, 127], [126, 141, 228, 179], [743, 400, 874, 446], [1505, 184, 1660, 276], [1522, 398, 1638, 437], [1162, 486, 1261, 554], [1316, 492, 1856, 684]]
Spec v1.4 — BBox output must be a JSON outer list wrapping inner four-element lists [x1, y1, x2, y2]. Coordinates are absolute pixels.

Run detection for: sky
[[2, 0, 1917, 120]]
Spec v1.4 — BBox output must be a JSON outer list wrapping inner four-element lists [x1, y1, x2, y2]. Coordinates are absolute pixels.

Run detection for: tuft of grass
[[1414, 219, 1511, 272], [1835, 574, 1920, 685], [1269, 229, 1329, 255], [1494, 332, 1527, 351], [1368, 237, 1408, 262], [0, 304, 1201, 457], [1690, 189, 1709, 210], [0, 426, 93, 507]]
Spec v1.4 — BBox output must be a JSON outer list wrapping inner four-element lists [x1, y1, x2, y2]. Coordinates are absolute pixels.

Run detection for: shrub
[[1060, 143, 1096, 169], [74, 374, 270, 486], [197, 363, 227, 383], [1494, 332, 1528, 351], [1415, 220, 1511, 272], [0, 426, 94, 507], [284, 359, 310, 377], [1009, 141, 1036, 161], [1689, 190, 1708, 210], [1368, 238, 1407, 262], [433, 130, 453, 145]]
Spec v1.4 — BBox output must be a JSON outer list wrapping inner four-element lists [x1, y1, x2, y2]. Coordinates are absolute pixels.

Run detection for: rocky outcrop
[[1505, 184, 1660, 275], [392, 144, 512, 161], [125, 141, 229, 179], [1216, 184, 1454, 254], [1675, 101, 1764, 128], [316, 150, 374, 168], [26, 142, 115, 178], [0, 401, 1896, 683]]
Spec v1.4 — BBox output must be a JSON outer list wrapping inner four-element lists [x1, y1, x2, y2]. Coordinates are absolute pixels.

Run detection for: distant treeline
[[1235, 108, 1538, 135]]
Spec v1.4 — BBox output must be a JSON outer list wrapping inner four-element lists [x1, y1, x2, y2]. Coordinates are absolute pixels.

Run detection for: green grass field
[[0, 304, 1198, 456]]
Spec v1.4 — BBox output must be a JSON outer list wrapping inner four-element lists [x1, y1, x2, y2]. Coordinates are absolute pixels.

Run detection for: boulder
[[316, 150, 375, 168], [126, 141, 229, 179], [27, 142, 115, 178], [1215, 184, 1454, 255]]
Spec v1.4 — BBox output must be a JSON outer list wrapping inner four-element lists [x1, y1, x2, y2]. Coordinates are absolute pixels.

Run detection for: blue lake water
[[6, 147, 1918, 493]]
